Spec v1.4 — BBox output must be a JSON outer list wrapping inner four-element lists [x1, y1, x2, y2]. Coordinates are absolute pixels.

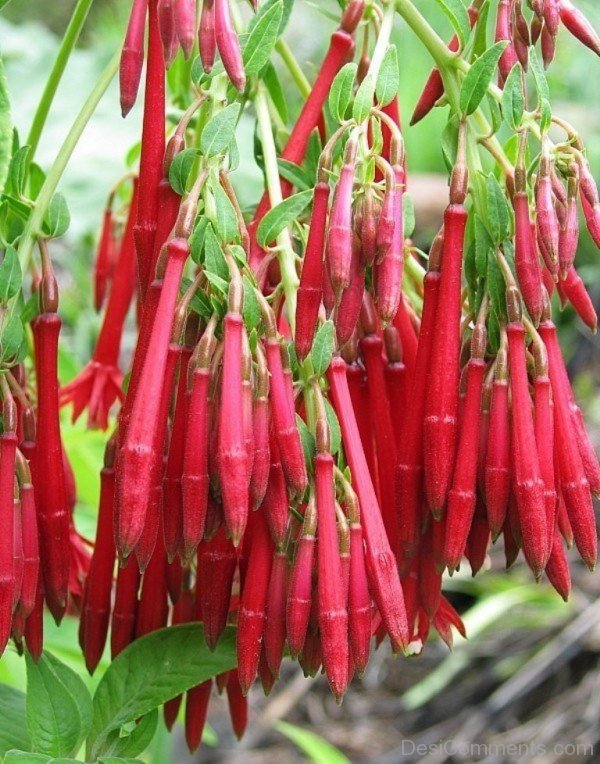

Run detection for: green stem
[[25, 0, 96, 170], [275, 39, 311, 99], [17, 49, 120, 272]]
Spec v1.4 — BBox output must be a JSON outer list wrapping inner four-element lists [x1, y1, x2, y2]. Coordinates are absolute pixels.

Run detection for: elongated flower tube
[[506, 292, 548, 578], [375, 163, 405, 325], [175, 0, 196, 58], [197, 527, 238, 650], [423, 200, 467, 515], [80, 439, 116, 674], [215, 0, 245, 91], [559, 0, 600, 56], [336, 235, 365, 348], [185, 679, 212, 752], [94, 206, 114, 311], [558, 174, 580, 279], [345, 492, 371, 675], [16, 453, 38, 620], [237, 508, 273, 694], [120, 0, 147, 117], [496, 0, 519, 84], [199, 0, 216, 72], [533, 361, 557, 556], [110, 562, 140, 658], [250, 346, 270, 510], [287, 498, 316, 658], [327, 138, 357, 298], [396, 233, 442, 556], [485, 338, 511, 539], [0, 417, 17, 654], [264, 549, 288, 677], [117, 236, 190, 558], [444, 323, 487, 572], [328, 357, 408, 653], [295, 180, 329, 360], [536, 155, 560, 274]]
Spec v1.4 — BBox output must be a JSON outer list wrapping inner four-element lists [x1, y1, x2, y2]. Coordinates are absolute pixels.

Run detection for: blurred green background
[[0, 1, 599, 761]]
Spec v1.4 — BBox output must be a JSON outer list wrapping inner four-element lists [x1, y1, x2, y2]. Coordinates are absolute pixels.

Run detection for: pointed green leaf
[[42, 193, 70, 238], [0, 685, 31, 757], [0, 245, 22, 303], [352, 74, 375, 124], [212, 182, 239, 243], [204, 224, 229, 281], [243, 0, 283, 75], [432, 0, 471, 50], [375, 45, 399, 107], [88, 624, 236, 761], [256, 189, 312, 247], [501, 64, 524, 130], [201, 103, 241, 158], [169, 148, 199, 194], [328, 63, 357, 123], [310, 320, 335, 376], [485, 173, 511, 244], [460, 41, 508, 115]]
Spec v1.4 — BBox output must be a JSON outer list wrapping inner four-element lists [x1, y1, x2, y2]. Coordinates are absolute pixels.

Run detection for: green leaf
[[487, 249, 507, 319], [3, 753, 51, 763], [324, 399, 341, 456], [0, 55, 11, 195], [203, 224, 229, 281], [201, 104, 241, 158], [432, 0, 471, 50], [88, 624, 236, 761], [262, 62, 288, 123], [28, 163, 46, 200], [189, 287, 214, 320], [0, 245, 22, 303], [485, 173, 511, 244], [472, 0, 491, 59], [352, 74, 375, 124], [42, 193, 70, 238], [375, 45, 399, 107], [0, 685, 31, 757], [276, 159, 312, 191], [189, 216, 208, 264], [296, 415, 316, 466], [460, 41, 508, 115], [25, 651, 92, 758], [474, 215, 492, 277], [310, 320, 334, 376], [441, 118, 459, 174], [256, 189, 312, 247], [1, 314, 24, 362], [328, 63, 357, 123], [242, 276, 261, 331], [169, 148, 199, 195], [243, 0, 283, 75], [212, 182, 239, 243], [529, 47, 549, 101], [501, 64, 524, 130], [205, 271, 229, 296], [6, 145, 30, 198], [276, 721, 350, 764]]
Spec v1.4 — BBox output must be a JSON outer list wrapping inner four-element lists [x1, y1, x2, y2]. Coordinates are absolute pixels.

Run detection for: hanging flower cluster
[[2, 0, 599, 751]]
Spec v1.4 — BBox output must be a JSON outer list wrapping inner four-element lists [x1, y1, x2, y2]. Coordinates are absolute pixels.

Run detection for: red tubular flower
[[328, 357, 408, 653], [61, 180, 139, 430], [533, 366, 557, 556], [360, 321, 398, 553], [465, 504, 490, 576], [295, 181, 329, 360], [375, 164, 405, 325], [392, 297, 419, 374], [315, 451, 349, 701], [32, 313, 70, 621], [264, 549, 288, 677], [116, 237, 189, 558], [496, 0, 519, 84], [163, 348, 192, 561], [513, 191, 543, 325], [558, 174, 579, 280], [443, 326, 487, 573], [185, 680, 212, 753], [262, 436, 289, 547], [225, 670, 248, 740], [419, 534, 442, 619], [348, 517, 371, 674], [134, 0, 166, 299], [327, 139, 357, 298], [149, 177, 182, 282], [199, 0, 216, 72], [110, 562, 140, 658], [581, 193, 600, 248], [559, 0, 600, 56], [17, 460, 38, 620], [217, 313, 249, 545], [237, 508, 273, 694], [0, 429, 17, 655], [346, 357, 378, 486], [174, 0, 196, 58], [135, 533, 169, 638], [360, 186, 379, 265], [120, 0, 147, 117], [423, 203, 467, 515], [485, 342, 511, 539], [80, 440, 116, 674], [545, 532, 571, 601], [197, 526, 238, 650], [158, 0, 178, 66], [287, 499, 316, 658], [94, 207, 114, 311], [383, 327, 408, 451], [24, 580, 44, 661], [214, 0, 246, 91], [250, 348, 270, 509], [375, 163, 396, 260], [335, 235, 365, 348], [264, 338, 307, 495], [506, 307, 548, 577], [539, 317, 597, 569], [396, 236, 442, 556], [535, 159, 560, 275]]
